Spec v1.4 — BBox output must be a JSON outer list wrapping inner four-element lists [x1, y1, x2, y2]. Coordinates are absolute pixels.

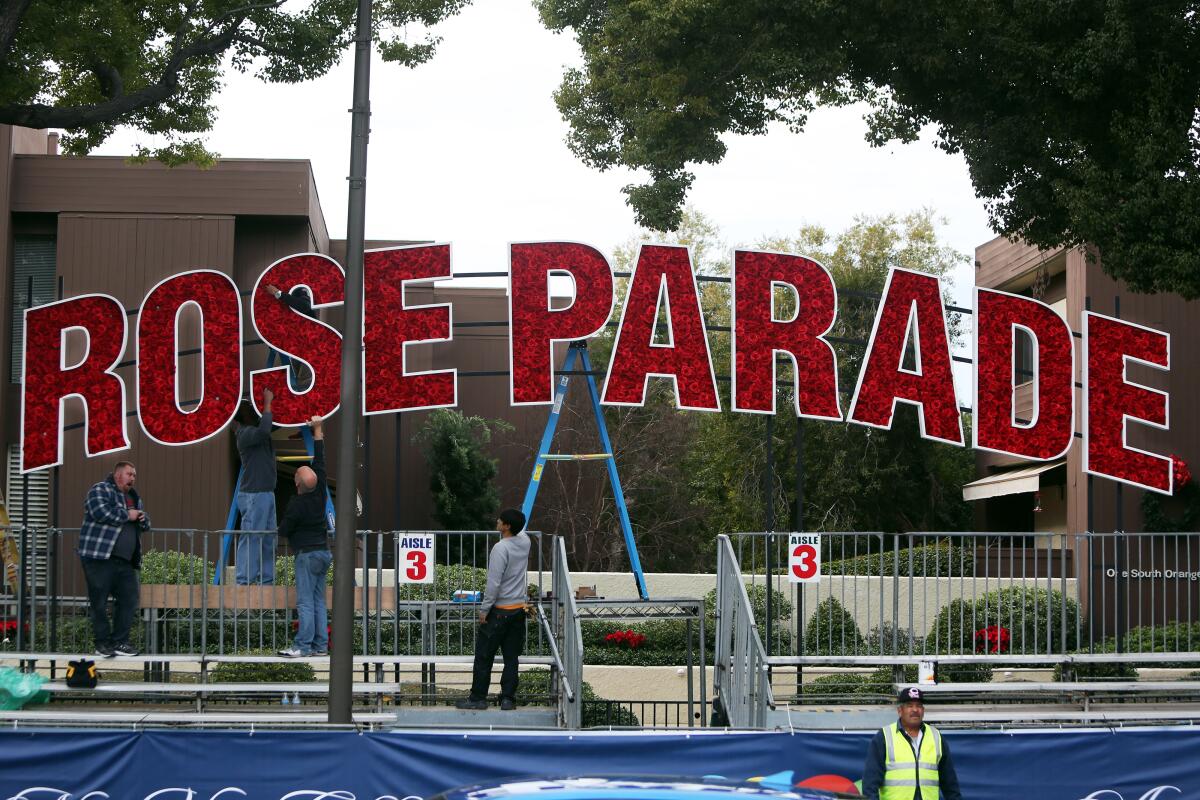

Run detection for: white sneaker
[[278, 647, 305, 658]]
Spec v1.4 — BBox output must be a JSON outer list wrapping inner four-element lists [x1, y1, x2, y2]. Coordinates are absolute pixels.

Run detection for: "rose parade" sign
[[20, 242, 1173, 496]]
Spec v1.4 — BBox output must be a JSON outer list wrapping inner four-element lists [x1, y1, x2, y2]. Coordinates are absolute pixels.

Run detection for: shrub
[[803, 597, 865, 655], [798, 672, 867, 697], [797, 666, 916, 699], [702, 583, 793, 656], [925, 587, 1078, 657], [140, 550, 214, 585], [1123, 620, 1200, 659], [210, 649, 315, 683], [1055, 637, 1137, 681], [824, 541, 975, 577], [866, 623, 916, 656], [518, 667, 640, 727], [582, 619, 708, 666]]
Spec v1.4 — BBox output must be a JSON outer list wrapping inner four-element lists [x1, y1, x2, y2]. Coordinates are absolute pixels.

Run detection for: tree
[[1, 0, 471, 161], [683, 211, 977, 536], [414, 409, 509, 531], [537, 0, 1200, 297]]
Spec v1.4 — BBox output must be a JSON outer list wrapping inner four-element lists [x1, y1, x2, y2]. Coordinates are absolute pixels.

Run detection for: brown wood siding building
[[1, 126, 586, 543], [974, 236, 1200, 633], [2, 130, 335, 532]]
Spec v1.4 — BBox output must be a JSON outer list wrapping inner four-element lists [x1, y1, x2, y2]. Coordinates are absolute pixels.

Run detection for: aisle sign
[[398, 534, 435, 584], [788, 533, 821, 583]]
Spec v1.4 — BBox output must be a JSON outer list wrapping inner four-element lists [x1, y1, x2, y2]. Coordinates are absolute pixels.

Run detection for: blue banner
[[0, 726, 1197, 800]]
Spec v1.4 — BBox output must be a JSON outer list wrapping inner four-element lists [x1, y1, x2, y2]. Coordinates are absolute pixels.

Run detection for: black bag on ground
[[65, 658, 98, 689]]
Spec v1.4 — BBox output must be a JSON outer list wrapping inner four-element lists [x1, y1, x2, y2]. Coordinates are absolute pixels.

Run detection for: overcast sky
[[96, 0, 996, 387]]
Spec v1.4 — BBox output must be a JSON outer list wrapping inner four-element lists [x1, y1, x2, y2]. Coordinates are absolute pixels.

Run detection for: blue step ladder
[[521, 340, 649, 600], [215, 351, 336, 585]]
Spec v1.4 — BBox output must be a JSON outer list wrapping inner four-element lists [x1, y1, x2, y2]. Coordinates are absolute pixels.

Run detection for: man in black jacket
[[277, 415, 332, 657]]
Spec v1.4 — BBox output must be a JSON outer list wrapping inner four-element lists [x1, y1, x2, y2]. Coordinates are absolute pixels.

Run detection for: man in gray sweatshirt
[[457, 508, 531, 710]]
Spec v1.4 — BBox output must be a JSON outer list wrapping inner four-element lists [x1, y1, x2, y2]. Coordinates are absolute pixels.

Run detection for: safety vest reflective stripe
[[880, 723, 941, 800]]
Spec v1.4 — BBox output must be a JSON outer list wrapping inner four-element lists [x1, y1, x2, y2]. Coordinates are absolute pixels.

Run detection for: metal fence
[[728, 531, 1200, 660], [713, 534, 773, 728], [0, 527, 556, 659], [550, 535, 582, 729], [581, 699, 709, 728]]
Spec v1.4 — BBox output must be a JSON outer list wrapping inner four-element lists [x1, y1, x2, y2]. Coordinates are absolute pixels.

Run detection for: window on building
[[4, 445, 50, 588], [10, 235, 57, 382]]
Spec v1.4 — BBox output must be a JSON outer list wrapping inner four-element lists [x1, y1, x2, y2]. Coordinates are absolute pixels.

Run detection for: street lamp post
[[329, 0, 373, 725]]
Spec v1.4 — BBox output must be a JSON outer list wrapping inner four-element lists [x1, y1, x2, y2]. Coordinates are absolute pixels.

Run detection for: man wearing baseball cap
[[861, 687, 963, 800]]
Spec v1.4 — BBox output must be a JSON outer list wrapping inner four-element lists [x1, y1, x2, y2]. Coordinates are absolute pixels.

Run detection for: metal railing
[[713, 534, 773, 728], [581, 699, 709, 728], [550, 535, 583, 729], [727, 531, 1200, 661], [0, 528, 557, 660]]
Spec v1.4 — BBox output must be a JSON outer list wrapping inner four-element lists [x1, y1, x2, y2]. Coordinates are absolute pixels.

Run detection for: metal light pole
[[329, 0, 372, 724]]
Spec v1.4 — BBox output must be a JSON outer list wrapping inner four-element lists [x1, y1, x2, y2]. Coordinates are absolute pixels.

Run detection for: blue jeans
[[294, 549, 332, 654], [235, 491, 277, 585]]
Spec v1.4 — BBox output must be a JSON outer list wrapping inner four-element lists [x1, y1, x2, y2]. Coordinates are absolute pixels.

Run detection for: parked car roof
[[431, 775, 852, 800]]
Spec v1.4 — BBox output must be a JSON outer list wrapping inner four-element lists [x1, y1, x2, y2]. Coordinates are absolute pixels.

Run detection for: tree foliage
[[414, 409, 510, 531], [538, 210, 975, 572], [538, 0, 1200, 297], [1, 0, 471, 161], [683, 211, 976, 537]]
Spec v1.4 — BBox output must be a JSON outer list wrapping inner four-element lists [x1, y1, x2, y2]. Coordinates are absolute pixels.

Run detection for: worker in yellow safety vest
[[861, 687, 963, 800]]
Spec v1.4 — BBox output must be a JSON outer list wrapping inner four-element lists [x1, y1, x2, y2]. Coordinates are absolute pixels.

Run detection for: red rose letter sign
[[250, 254, 344, 425], [973, 289, 1074, 460], [732, 250, 840, 419], [509, 242, 614, 405], [602, 244, 719, 411], [137, 270, 242, 445], [1084, 312, 1172, 494], [364, 244, 456, 413], [21, 295, 129, 471], [848, 267, 963, 444]]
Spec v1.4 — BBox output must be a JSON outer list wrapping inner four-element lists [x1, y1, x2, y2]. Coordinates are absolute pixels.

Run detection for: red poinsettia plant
[[973, 625, 1011, 654], [604, 629, 647, 649]]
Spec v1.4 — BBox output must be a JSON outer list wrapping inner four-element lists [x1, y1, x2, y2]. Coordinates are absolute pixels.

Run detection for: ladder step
[[540, 453, 613, 461]]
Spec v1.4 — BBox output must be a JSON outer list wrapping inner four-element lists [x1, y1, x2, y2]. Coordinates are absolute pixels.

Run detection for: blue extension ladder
[[520, 340, 649, 600]]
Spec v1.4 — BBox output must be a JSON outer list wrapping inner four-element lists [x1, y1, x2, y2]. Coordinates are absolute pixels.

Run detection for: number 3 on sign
[[788, 533, 821, 583], [398, 535, 436, 584]]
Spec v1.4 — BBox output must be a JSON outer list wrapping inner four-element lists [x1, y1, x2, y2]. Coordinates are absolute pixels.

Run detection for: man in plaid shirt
[[80, 461, 151, 657]]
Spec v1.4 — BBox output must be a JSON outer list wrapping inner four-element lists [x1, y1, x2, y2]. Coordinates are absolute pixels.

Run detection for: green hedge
[[1122, 620, 1200, 658], [211, 649, 316, 683], [925, 586, 1079, 656], [799, 665, 918, 698], [519, 667, 640, 727], [1062, 621, 1200, 678], [140, 550, 214, 585], [824, 542, 975, 577], [1056, 638, 1137, 680]]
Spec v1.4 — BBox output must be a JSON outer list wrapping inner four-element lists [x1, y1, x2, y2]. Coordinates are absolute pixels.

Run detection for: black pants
[[470, 608, 525, 701], [81, 556, 139, 647]]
